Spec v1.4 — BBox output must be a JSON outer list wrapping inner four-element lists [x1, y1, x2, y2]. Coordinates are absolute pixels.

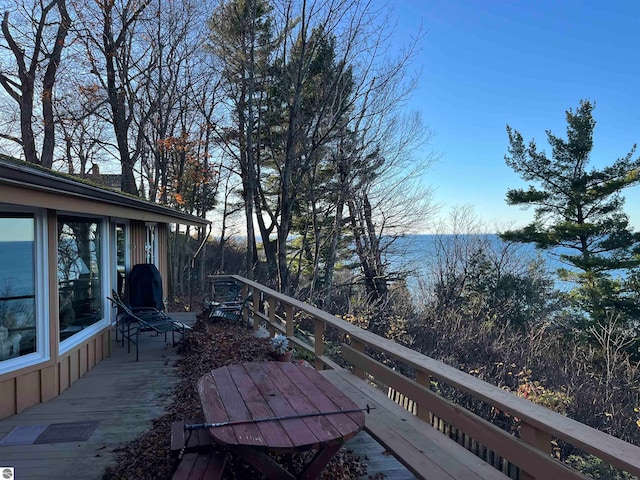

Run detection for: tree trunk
[[40, 0, 70, 169], [100, 0, 143, 196], [323, 184, 346, 308], [348, 194, 388, 302]]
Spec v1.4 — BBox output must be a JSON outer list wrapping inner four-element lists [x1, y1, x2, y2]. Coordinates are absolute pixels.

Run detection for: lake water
[[0, 241, 36, 351], [0, 241, 35, 297], [386, 234, 576, 292]]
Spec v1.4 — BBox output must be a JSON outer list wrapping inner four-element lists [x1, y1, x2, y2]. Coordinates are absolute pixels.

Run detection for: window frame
[[58, 214, 110, 354], [110, 219, 129, 325], [0, 206, 49, 374]]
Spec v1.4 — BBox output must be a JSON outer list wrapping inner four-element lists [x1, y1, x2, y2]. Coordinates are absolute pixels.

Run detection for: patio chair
[[108, 291, 190, 361], [205, 278, 249, 322]]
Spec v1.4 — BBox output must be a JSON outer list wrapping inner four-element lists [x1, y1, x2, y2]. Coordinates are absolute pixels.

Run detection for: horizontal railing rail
[[208, 275, 640, 479], [0, 294, 35, 301]]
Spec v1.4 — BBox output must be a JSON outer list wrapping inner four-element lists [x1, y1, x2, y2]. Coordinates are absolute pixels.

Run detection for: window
[[115, 223, 127, 298], [58, 216, 103, 341], [145, 223, 157, 264], [0, 215, 36, 362]]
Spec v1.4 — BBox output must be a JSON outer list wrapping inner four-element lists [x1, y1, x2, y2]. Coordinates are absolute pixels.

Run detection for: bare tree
[[136, 0, 210, 205], [72, 0, 155, 194], [205, 0, 434, 297], [307, 3, 432, 306], [0, 0, 70, 167], [55, 76, 112, 175]]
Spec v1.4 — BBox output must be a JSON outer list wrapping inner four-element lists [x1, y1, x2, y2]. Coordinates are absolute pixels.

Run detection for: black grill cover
[[128, 264, 164, 310]]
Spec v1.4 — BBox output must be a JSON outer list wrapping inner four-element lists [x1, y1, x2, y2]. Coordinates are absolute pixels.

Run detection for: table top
[[197, 361, 365, 453]]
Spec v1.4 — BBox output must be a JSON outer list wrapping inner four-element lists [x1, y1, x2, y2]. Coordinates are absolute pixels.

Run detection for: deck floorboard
[[345, 429, 418, 479], [0, 327, 185, 480]]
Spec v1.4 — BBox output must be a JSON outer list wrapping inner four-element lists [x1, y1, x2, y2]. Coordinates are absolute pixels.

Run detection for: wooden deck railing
[[210, 275, 640, 479]]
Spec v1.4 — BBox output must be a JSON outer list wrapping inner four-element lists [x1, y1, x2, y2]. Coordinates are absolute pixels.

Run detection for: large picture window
[[0, 215, 36, 362], [58, 216, 103, 341]]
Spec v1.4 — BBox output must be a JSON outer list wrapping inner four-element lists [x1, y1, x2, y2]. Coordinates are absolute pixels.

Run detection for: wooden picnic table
[[197, 361, 366, 479]]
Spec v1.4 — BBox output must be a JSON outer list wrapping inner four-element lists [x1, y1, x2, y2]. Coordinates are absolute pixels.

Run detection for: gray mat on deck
[[0, 421, 99, 446]]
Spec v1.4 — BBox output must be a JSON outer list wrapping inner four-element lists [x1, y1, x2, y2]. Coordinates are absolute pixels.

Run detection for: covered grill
[[127, 263, 164, 310]]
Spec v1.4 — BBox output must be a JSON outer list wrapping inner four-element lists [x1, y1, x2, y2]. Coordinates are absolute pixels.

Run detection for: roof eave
[[0, 157, 210, 227]]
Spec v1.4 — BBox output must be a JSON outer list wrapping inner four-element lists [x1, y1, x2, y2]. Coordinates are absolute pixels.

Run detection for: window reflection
[[145, 224, 156, 264], [58, 217, 102, 341], [0, 216, 36, 361], [116, 224, 126, 298]]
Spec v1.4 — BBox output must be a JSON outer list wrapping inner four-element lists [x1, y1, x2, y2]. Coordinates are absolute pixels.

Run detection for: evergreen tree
[[208, 0, 276, 279], [501, 100, 640, 327]]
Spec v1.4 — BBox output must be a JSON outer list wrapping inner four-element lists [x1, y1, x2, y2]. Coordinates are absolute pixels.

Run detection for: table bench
[[171, 420, 215, 453], [170, 420, 226, 480], [321, 368, 510, 480], [171, 452, 226, 480]]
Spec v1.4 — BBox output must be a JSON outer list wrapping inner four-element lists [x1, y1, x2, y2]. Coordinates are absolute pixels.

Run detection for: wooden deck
[[0, 325, 184, 479], [345, 431, 418, 480], [0, 313, 415, 480]]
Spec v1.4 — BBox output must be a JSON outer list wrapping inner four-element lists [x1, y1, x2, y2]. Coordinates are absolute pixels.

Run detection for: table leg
[[298, 443, 342, 480], [283, 453, 296, 473], [234, 446, 297, 480]]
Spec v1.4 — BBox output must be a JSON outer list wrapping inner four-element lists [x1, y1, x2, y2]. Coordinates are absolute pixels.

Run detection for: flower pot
[[273, 349, 293, 362]]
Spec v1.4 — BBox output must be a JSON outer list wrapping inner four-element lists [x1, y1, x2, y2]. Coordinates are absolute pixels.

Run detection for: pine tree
[[501, 100, 640, 327]]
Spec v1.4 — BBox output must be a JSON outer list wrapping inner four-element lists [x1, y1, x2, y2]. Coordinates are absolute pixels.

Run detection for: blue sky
[[385, 0, 640, 231]]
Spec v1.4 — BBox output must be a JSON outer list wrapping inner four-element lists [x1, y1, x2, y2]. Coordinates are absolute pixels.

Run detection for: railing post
[[241, 284, 249, 325], [267, 296, 276, 336], [415, 370, 432, 423], [207, 275, 214, 299], [314, 318, 324, 370], [252, 288, 261, 331], [285, 304, 294, 337], [519, 421, 552, 480], [350, 339, 366, 379]]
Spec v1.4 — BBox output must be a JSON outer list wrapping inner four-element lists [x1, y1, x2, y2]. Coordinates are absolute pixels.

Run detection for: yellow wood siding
[[129, 220, 147, 266], [16, 370, 41, 412], [0, 326, 113, 416], [40, 365, 57, 403], [0, 379, 16, 418]]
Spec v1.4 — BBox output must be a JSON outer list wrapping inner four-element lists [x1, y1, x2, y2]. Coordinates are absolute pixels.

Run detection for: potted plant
[[270, 334, 292, 362]]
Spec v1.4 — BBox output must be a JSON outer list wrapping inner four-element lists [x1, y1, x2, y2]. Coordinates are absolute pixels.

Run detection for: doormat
[[0, 421, 99, 446], [0, 425, 48, 446]]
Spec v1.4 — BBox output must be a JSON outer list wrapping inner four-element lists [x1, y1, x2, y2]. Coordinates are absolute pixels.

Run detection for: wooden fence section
[[209, 275, 640, 480]]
